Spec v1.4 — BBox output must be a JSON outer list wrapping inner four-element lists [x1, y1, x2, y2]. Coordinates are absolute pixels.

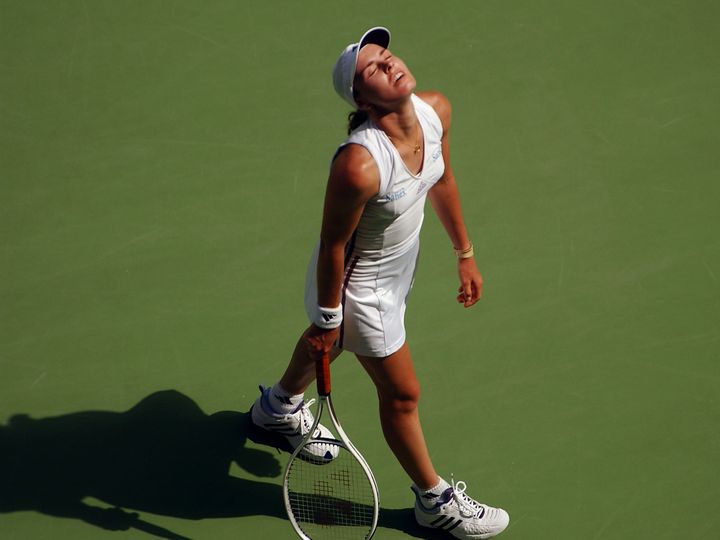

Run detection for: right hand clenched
[[304, 324, 340, 359]]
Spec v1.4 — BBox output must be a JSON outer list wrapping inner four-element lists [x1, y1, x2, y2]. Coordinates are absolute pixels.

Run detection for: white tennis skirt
[[304, 239, 420, 358]]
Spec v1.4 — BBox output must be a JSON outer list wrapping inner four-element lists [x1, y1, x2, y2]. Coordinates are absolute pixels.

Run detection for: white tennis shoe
[[251, 385, 339, 463], [413, 478, 510, 539]]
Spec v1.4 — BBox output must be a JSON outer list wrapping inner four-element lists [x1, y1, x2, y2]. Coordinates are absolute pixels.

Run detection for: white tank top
[[340, 94, 446, 261]]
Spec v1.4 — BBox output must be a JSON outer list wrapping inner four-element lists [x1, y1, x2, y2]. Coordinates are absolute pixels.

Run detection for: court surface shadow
[[0, 389, 441, 539], [0, 390, 284, 538]]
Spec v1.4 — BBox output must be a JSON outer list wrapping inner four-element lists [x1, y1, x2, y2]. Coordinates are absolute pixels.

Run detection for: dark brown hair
[[347, 110, 369, 134]]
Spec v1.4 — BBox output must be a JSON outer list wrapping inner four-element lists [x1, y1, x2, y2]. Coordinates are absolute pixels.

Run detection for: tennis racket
[[283, 351, 379, 539]]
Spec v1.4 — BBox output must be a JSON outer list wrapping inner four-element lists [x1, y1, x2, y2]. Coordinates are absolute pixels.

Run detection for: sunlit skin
[[354, 44, 417, 111], [277, 40, 483, 489]]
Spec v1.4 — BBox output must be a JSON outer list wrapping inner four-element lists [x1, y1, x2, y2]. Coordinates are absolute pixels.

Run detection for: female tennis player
[[251, 27, 509, 539]]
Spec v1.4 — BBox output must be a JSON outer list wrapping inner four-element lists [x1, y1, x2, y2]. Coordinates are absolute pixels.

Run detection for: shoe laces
[[292, 399, 321, 437], [450, 475, 486, 519]]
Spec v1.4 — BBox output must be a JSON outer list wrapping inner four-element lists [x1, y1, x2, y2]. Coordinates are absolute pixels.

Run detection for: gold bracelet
[[454, 242, 474, 259]]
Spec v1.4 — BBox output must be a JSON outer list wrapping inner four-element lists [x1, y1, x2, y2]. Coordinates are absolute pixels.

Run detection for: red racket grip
[[315, 352, 331, 397]]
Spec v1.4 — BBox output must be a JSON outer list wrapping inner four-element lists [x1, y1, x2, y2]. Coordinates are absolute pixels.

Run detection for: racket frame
[[282, 353, 379, 539]]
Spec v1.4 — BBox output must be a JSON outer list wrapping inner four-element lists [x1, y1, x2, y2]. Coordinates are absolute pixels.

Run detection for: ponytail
[[347, 110, 369, 134]]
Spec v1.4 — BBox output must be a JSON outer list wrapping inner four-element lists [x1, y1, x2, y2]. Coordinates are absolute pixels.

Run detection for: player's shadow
[[0, 389, 443, 539], [0, 390, 286, 538]]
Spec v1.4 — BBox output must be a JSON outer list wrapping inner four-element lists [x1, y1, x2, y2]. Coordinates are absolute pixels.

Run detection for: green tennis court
[[2, 1, 718, 538]]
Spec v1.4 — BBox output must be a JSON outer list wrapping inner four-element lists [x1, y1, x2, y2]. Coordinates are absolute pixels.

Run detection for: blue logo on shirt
[[385, 188, 407, 201]]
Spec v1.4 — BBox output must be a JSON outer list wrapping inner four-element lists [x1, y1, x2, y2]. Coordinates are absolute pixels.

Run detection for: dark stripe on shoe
[[439, 518, 458, 530], [263, 424, 296, 434], [431, 516, 454, 528], [446, 519, 463, 531]]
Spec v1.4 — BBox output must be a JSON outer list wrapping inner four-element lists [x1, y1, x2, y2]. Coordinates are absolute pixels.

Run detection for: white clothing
[[305, 94, 445, 357]]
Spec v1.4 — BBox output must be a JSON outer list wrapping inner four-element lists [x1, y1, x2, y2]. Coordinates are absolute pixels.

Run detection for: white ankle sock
[[267, 383, 304, 414], [414, 477, 452, 509]]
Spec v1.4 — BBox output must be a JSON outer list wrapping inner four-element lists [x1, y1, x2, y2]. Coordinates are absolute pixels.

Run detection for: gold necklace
[[388, 127, 422, 154]]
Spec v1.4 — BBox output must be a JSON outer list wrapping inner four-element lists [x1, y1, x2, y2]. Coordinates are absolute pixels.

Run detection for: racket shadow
[[285, 493, 449, 539], [0, 388, 448, 540], [248, 430, 454, 539], [0, 389, 285, 539]]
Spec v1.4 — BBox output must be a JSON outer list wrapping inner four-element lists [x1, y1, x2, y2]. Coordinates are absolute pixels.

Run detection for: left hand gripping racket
[[283, 352, 379, 539]]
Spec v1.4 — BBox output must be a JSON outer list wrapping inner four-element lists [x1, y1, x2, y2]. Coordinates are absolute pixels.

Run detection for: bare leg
[[357, 342, 439, 489], [278, 326, 342, 396]]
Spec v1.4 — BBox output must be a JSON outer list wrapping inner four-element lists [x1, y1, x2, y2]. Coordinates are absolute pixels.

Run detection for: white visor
[[332, 27, 391, 108]]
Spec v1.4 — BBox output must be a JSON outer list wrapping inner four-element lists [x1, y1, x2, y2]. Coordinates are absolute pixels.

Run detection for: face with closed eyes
[[353, 44, 417, 110]]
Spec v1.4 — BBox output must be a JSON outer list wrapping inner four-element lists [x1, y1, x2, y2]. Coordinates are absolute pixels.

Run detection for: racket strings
[[286, 441, 375, 539]]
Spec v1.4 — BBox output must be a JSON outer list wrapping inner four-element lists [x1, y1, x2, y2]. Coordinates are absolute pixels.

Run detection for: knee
[[378, 379, 421, 415]]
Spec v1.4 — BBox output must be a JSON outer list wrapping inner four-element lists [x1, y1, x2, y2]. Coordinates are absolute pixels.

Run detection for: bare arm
[[305, 144, 379, 355], [418, 91, 483, 307]]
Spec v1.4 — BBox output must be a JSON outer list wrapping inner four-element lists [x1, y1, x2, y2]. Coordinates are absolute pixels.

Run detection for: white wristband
[[314, 304, 343, 329]]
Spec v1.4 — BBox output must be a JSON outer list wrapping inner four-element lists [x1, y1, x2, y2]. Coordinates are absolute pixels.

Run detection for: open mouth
[[393, 72, 405, 83]]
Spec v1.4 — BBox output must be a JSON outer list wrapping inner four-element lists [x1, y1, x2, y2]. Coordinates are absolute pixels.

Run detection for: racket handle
[[315, 352, 331, 396]]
